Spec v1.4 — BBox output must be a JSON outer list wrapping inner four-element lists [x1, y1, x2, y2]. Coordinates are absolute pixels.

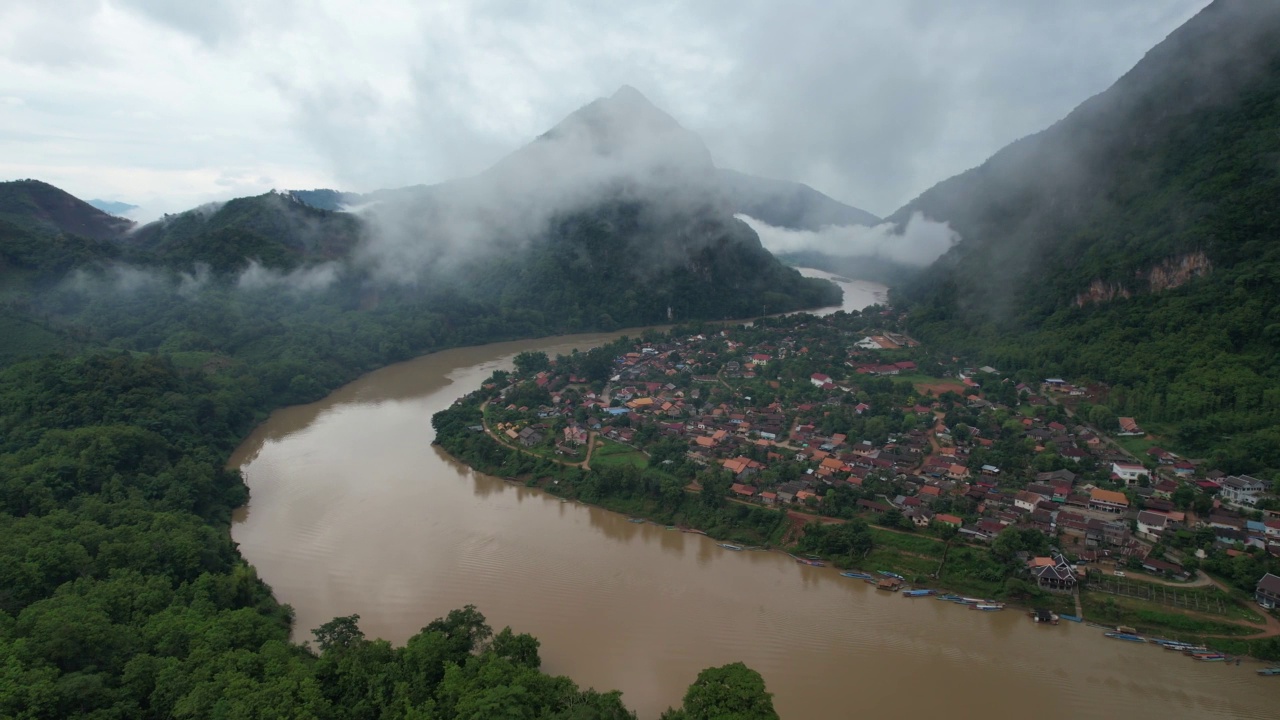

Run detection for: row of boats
[[1103, 631, 1280, 672], [711, 541, 1280, 673], [836, 571, 1007, 610]]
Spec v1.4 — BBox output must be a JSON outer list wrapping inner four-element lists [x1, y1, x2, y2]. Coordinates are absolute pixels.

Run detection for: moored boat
[[628, 517, 646, 523], [935, 593, 961, 601], [717, 543, 744, 551], [953, 597, 987, 605], [796, 558, 825, 567], [877, 570, 905, 580], [903, 589, 936, 597], [1104, 632, 1146, 642], [1058, 614, 1083, 623], [1195, 653, 1226, 662], [840, 571, 873, 580], [1030, 609, 1059, 624], [972, 603, 1004, 611], [1257, 667, 1280, 676]]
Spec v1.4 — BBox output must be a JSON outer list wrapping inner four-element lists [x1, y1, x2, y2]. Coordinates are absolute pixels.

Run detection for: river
[[229, 275, 1274, 719]]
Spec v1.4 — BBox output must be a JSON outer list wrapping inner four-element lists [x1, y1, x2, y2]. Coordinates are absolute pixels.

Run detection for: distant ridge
[[0, 179, 134, 240]]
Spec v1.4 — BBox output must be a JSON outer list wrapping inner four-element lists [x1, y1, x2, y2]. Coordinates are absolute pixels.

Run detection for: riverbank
[[233, 327, 1280, 718], [432, 335, 1279, 662]]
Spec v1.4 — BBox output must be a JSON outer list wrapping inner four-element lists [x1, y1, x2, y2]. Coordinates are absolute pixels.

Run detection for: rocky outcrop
[[1074, 251, 1211, 307], [1074, 279, 1131, 307], [1148, 251, 1211, 292]]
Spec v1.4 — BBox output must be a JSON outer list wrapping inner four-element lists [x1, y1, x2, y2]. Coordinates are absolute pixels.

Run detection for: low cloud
[[236, 260, 341, 292], [738, 211, 959, 267]]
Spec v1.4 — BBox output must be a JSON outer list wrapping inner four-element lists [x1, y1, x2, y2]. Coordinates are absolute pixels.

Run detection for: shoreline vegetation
[[431, 310, 1280, 662]]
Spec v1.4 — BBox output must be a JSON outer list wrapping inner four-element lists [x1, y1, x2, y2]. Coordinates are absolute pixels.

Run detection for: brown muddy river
[[230, 277, 1275, 719]]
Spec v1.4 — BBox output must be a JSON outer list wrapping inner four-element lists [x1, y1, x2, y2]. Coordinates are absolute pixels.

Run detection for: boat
[[1195, 654, 1226, 662], [628, 517, 645, 523], [877, 571, 905, 580], [796, 558, 825, 567], [1058, 614, 1083, 623], [935, 594, 961, 601], [1030, 609, 1059, 624], [953, 597, 987, 605], [1104, 632, 1146, 642], [681, 528, 707, 535], [717, 543, 744, 551], [1257, 667, 1280, 676], [971, 603, 1005, 611], [902, 589, 936, 597], [840, 571, 873, 580]]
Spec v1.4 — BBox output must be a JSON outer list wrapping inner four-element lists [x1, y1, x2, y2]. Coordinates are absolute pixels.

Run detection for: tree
[[666, 662, 778, 720], [313, 614, 364, 653], [514, 351, 551, 376], [491, 627, 541, 669]]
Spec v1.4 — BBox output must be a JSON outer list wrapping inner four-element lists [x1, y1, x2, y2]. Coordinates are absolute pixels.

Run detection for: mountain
[[125, 192, 362, 273], [87, 199, 139, 216], [0, 180, 128, 289], [893, 0, 1280, 469], [0, 179, 134, 241], [717, 168, 879, 230]]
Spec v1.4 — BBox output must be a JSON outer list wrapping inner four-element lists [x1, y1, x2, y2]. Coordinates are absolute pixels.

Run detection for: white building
[[1136, 511, 1169, 541], [1220, 475, 1267, 507], [1111, 462, 1148, 485]]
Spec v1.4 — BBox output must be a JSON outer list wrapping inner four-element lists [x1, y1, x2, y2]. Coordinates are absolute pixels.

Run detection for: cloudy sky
[[0, 0, 1208, 219]]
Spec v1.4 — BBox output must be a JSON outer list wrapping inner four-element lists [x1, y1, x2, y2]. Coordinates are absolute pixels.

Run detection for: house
[[1088, 488, 1129, 514], [730, 483, 757, 498], [1111, 462, 1148, 485], [1141, 558, 1186, 579], [1256, 573, 1280, 609], [810, 373, 832, 388], [933, 513, 963, 527], [517, 426, 545, 447], [1220, 475, 1267, 507], [1117, 417, 1143, 436], [1014, 491, 1042, 513], [1029, 553, 1077, 593], [1136, 511, 1168, 541]]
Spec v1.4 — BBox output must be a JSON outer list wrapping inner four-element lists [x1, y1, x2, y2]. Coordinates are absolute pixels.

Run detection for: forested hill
[[889, 0, 1280, 471], [125, 191, 363, 274], [0, 179, 134, 242]]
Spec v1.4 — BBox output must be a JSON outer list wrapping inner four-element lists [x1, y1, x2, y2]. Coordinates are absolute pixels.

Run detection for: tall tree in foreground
[[661, 662, 778, 720]]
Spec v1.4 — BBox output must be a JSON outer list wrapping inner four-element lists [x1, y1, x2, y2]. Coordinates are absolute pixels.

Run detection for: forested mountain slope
[[891, 0, 1280, 470]]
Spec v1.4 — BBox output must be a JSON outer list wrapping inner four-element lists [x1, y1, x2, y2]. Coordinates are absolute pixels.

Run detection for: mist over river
[[230, 278, 1273, 719]]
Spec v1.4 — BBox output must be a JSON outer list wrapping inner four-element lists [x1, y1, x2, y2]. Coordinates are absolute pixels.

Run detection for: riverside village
[[433, 305, 1280, 668]]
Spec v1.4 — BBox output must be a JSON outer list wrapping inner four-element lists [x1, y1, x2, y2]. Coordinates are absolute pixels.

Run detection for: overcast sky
[[0, 0, 1209, 219]]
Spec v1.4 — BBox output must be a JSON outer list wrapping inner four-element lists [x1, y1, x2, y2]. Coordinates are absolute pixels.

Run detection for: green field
[[591, 439, 648, 469]]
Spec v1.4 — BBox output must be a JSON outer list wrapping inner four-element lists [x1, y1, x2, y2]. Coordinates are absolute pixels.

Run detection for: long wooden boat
[[1104, 632, 1146, 642], [1257, 667, 1280, 676], [796, 558, 825, 567], [1058, 614, 1083, 623], [717, 543, 744, 551], [971, 603, 1005, 611], [877, 570, 905, 580], [902, 589, 936, 597], [840, 571, 874, 580]]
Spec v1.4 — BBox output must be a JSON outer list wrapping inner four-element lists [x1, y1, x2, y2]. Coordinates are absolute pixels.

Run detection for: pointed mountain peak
[[609, 84, 653, 106]]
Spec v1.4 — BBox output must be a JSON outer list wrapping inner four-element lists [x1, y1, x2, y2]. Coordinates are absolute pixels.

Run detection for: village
[[457, 309, 1280, 653]]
